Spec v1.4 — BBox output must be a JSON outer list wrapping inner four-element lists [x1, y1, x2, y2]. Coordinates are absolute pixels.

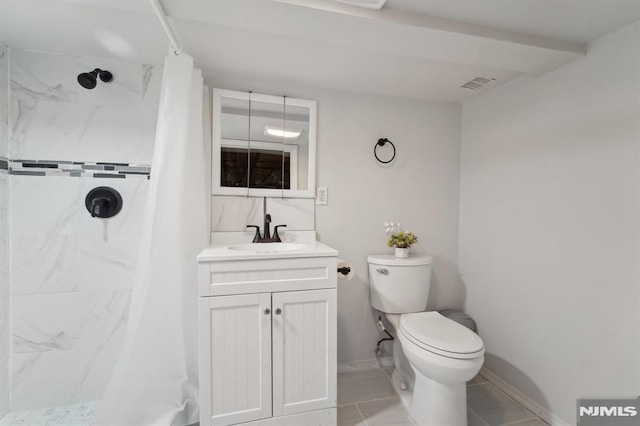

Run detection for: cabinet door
[[199, 293, 272, 426], [272, 289, 337, 417]]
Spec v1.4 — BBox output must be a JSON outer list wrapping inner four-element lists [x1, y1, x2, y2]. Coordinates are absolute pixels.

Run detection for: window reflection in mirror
[[221, 146, 292, 189]]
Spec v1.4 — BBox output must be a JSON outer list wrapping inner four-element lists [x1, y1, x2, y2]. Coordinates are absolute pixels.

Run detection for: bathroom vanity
[[197, 242, 338, 426]]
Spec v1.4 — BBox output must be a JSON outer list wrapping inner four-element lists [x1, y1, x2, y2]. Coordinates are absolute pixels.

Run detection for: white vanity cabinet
[[198, 244, 338, 426]]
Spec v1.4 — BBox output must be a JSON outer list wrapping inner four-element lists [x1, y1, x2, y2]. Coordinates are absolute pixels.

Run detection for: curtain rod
[[149, 0, 183, 55]]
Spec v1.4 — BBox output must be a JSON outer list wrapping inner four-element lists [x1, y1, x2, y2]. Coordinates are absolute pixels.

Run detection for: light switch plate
[[316, 187, 328, 205]]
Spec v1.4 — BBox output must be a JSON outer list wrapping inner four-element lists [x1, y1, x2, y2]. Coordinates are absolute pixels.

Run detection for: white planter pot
[[395, 247, 409, 259]]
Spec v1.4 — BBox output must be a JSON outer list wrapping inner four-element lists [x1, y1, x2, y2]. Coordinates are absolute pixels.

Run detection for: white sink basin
[[227, 243, 307, 253]]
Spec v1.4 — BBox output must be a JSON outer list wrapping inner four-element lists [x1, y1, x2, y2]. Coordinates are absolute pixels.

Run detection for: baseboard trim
[[479, 367, 571, 426], [378, 356, 394, 368], [337, 356, 393, 373]]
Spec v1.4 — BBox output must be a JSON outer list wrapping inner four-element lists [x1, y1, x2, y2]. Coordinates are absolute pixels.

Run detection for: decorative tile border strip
[[4, 158, 151, 179]]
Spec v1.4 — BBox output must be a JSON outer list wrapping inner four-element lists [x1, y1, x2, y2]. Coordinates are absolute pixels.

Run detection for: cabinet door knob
[[264, 308, 271, 315], [275, 308, 282, 315]]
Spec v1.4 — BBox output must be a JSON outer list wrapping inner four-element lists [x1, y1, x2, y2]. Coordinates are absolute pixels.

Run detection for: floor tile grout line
[[472, 374, 550, 425], [380, 364, 393, 380], [467, 380, 490, 387], [480, 381, 540, 419], [497, 416, 543, 426], [338, 367, 397, 406], [467, 405, 490, 426], [355, 392, 416, 424], [354, 401, 368, 426], [345, 395, 400, 406], [470, 382, 541, 426], [355, 398, 416, 426]]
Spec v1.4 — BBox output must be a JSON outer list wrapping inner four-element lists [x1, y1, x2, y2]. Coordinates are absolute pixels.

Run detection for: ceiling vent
[[332, 0, 387, 9], [461, 77, 496, 90]]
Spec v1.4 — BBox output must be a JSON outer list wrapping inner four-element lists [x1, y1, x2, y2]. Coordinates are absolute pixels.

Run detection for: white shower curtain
[[93, 53, 207, 426]]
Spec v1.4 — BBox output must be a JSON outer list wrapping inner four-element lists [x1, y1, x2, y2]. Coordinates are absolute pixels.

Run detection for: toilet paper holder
[[337, 266, 351, 276], [337, 258, 354, 281]]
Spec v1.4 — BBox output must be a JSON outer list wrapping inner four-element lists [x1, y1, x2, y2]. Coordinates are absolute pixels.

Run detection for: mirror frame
[[212, 88, 317, 198]]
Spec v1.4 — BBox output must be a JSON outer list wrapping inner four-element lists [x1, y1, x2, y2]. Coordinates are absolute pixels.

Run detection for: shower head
[[77, 68, 113, 89]]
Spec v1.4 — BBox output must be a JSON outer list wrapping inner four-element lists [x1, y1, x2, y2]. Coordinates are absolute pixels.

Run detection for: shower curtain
[[93, 53, 207, 426]]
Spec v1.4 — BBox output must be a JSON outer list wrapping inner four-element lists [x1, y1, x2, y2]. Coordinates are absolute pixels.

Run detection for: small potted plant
[[385, 222, 418, 258]]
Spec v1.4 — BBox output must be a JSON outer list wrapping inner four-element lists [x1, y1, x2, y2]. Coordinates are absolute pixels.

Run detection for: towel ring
[[374, 138, 396, 164]]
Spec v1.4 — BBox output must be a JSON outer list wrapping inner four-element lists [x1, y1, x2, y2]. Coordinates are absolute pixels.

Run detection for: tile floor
[[0, 402, 97, 425], [0, 366, 549, 426], [337, 366, 550, 426]]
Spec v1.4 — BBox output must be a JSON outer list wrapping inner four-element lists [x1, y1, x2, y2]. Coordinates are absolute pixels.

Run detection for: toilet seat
[[399, 312, 484, 360]]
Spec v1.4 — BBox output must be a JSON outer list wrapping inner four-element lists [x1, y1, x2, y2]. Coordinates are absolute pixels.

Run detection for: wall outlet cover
[[316, 187, 328, 205]]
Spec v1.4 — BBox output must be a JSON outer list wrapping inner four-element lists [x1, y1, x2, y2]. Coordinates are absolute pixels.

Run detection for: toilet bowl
[[368, 255, 485, 426]]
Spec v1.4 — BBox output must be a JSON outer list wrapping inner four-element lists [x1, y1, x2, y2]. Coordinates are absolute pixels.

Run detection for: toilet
[[368, 254, 484, 426]]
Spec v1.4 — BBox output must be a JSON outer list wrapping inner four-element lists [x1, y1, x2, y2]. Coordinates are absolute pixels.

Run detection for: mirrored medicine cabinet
[[212, 88, 317, 198]]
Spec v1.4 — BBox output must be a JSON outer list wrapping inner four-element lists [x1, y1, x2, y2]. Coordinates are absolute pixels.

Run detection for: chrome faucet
[[247, 213, 287, 243]]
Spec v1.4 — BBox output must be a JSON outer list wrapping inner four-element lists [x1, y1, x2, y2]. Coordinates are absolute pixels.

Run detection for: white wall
[[459, 21, 640, 424], [206, 74, 463, 364], [316, 92, 463, 363]]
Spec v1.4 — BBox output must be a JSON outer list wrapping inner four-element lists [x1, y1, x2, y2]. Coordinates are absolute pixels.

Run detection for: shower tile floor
[[337, 366, 550, 426], [0, 402, 97, 425]]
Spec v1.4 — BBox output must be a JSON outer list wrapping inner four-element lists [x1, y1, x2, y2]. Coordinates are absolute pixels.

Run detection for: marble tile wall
[[0, 44, 9, 420], [9, 176, 146, 409], [267, 197, 315, 230], [211, 195, 315, 233], [6, 49, 162, 410], [10, 50, 161, 164], [211, 196, 263, 232], [0, 45, 8, 157]]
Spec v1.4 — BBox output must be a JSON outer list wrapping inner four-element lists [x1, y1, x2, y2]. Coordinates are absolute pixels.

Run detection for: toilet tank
[[368, 254, 433, 313]]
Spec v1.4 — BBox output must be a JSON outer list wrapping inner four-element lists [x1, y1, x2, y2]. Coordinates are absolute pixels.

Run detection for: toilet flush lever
[[376, 268, 389, 275]]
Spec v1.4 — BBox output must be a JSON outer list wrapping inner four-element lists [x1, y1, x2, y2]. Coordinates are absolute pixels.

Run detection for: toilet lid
[[399, 312, 484, 359]]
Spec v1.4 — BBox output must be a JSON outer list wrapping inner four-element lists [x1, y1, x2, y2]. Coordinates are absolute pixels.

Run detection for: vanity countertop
[[197, 241, 338, 262]]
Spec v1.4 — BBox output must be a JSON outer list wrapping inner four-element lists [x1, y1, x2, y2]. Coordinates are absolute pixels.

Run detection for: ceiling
[[384, 0, 640, 43], [0, 0, 638, 102]]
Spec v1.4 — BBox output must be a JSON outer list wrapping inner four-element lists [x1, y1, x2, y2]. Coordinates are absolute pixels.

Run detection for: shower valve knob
[[85, 187, 123, 219]]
